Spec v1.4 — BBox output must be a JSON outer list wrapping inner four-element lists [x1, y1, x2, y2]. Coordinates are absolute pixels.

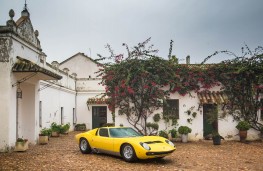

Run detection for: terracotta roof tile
[[197, 91, 228, 104], [12, 57, 62, 80]]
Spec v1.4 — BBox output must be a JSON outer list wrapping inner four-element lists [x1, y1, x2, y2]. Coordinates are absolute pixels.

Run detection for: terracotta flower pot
[[14, 140, 29, 152], [39, 135, 48, 145], [51, 131, 60, 137], [239, 130, 247, 142]]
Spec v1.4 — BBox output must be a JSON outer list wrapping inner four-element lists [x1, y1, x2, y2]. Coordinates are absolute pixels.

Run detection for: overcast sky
[[1, 0, 263, 64]]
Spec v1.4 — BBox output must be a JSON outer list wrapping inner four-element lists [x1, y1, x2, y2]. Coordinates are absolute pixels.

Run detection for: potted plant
[[39, 128, 51, 145], [74, 123, 86, 131], [236, 120, 250, 142], [51, 122, 61, 137], [178, 126, 192, 143], [14, 138, 28, 152], [60, 123, 70, 134], [169, 128, 177, 141], [212, 131, 224, 145], [102, 123, 115, 127], [158, 130, 169, 139]]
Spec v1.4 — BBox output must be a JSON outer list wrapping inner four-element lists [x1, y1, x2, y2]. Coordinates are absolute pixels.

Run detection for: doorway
[[92, 106, 107, 129], [203, 104, 218, 138]]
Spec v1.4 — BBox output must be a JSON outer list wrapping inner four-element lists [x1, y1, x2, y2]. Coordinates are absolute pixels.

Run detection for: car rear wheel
[[79, 138, 91, 154], [121, 144, 137, 162]]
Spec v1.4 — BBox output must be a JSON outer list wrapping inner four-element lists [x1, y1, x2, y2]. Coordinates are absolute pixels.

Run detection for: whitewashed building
[[0, 5, 262, 152], [0, 6, 112, 152], [115, 85, 262, 141]]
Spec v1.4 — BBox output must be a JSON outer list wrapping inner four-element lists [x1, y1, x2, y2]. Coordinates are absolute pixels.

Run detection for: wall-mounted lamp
[[17, 83, 22, 99]]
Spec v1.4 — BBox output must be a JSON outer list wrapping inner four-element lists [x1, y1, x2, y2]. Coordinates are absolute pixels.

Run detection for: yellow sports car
[[75, 127, 176, 162]]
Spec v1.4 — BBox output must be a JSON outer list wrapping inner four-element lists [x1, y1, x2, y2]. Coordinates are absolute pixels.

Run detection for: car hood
[[123, 136, 175, 151], [127, 136, 165, 143]]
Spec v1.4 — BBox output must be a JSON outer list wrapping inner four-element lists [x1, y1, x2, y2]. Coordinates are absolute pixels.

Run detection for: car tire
[[79, 138, 92, 154], [121, 144, 137, 162]]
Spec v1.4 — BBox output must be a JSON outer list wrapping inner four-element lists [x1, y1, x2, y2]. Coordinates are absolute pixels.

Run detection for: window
[[61, 107, 64, 125], [99, 128, 109, 137], [163, 99, 179, 119], [39, 101, 42, 127]]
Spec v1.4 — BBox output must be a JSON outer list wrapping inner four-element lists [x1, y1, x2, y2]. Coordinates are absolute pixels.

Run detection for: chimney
[[51, 61, 59, 69], [186, 55, 190, 64], [39, 52, 46, 67], [63, 68, 69, 74]]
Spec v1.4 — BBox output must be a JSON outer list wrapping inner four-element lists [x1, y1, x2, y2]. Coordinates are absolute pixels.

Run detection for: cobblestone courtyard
[[0, 132, 263, 171]]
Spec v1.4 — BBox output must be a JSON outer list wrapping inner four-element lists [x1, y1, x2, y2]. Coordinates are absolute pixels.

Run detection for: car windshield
[[109, 128, 142, 138]]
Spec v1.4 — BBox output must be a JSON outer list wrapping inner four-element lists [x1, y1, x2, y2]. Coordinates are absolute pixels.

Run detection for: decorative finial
[[9, 9, 15, 19], [34, 30, 39, 37], [21, 0, 30, 17], [24, 0, 27, 10]]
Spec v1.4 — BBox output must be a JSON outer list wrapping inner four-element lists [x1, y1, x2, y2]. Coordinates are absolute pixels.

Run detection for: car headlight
[[140, 142, 151, 150], [165, 140, 175, 147]]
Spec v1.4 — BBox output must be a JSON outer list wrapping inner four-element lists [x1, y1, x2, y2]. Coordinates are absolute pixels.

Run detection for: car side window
[[99, 128, 109, 137]]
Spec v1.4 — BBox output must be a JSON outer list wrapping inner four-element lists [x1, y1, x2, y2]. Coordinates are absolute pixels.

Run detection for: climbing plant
[[96, 38, 263, 134], [202, 46, 263, 131]]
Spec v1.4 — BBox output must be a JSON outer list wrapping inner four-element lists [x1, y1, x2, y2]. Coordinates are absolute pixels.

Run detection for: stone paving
[[0, 132, 263, 171]]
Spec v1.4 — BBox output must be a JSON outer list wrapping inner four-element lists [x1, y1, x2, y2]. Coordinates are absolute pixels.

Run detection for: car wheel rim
[[123, 146, 133, 159], [80, 140, 87, 151]]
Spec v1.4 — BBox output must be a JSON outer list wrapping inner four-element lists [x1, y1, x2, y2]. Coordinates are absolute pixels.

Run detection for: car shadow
[[95, 153, 173, 164]]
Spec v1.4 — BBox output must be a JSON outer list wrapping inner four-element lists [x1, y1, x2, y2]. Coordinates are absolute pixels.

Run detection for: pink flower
[[151, 82, 157, 86], [143, 85, 149, 89], [127, 87, 134, 94]]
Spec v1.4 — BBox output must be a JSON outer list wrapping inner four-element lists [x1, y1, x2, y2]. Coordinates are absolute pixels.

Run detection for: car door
[[92, 128, 114, 153]]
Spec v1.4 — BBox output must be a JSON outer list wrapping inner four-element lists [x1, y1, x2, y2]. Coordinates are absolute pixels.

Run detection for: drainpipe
[[16, 83, 22, 139], [16, 93, 18, 140], [74, 74, 78, 125]]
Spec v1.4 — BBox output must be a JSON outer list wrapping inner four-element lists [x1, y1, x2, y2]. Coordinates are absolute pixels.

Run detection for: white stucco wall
[[0, 63, 12, 152], [11, 37, 41, 64], [115, 86, 262, 141], [76, 92, 112, 130], [59, 53, 100, 78], [39, 81, 76, 131], [0, 35, 43, 151], [19, 82, 36, 143], [76, 79, 104, 91]]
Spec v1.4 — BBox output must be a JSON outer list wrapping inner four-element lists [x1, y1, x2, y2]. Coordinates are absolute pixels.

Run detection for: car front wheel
[[121, 144, 137, 162], [79, 138, 91, 154]]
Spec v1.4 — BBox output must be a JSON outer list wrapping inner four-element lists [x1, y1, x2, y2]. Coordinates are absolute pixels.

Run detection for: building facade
[[0, 7, 112, 152], [1, 5, 262, 152]]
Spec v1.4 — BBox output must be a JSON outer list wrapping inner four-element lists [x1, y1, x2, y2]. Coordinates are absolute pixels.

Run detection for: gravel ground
[[0, 132, 263, 171]]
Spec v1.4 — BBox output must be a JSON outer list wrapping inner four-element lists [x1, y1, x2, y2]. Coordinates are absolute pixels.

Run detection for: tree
[[96, 38, 174, 135], [203, 46, 263, 132], [97, 38, 263, 135]]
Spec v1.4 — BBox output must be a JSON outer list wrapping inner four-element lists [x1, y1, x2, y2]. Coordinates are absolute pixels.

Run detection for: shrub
[[178, 126, 192, 134], [236, 121, 250, 131], [153, 114, 161, 122], [102, 123, 115, 127], [146, 122, 159, 130], [40, 128, 52, 136], [60, 123, 70, 133], [74, 123, 86, 131], [16, 138, 27, 142], [51, 122, 62, 133], [169, 128, 177, 138], [158, 130, 168, 139]]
